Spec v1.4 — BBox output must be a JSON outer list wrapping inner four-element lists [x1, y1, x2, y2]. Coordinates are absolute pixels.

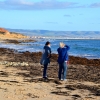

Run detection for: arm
[[65, 45, 70, 50], [57, 48, 59, 53], [47, 48, 51, 58]]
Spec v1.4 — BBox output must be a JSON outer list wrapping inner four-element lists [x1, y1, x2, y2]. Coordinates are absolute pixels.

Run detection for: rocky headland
[[0, 27, 36, 44], [0, 27, 27, 39]]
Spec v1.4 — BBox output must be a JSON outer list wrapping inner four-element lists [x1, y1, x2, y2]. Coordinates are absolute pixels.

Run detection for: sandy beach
[[0, 47, 100, 100], [0, 0, 100, 99]]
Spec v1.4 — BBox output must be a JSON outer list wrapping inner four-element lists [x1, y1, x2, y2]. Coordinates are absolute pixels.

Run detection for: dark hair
[[45, 41, 50, 46]]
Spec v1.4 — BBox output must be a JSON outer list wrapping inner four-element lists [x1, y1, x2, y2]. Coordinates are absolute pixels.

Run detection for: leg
[[58, 64, 63, 80], [63, 62, 67, 80], [43, 63, 48, 78]]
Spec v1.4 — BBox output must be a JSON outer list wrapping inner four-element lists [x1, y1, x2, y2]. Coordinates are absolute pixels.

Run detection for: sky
[[0, 0, 100, 31]]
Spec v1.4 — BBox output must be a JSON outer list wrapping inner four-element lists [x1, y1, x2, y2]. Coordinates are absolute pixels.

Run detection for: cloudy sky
[[0, 0, 100, 31]]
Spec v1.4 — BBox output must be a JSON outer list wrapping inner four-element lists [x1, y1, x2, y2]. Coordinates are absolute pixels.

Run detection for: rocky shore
[[0, 47, 100, 100]]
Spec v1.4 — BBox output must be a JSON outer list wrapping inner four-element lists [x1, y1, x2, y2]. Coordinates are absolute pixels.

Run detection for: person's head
[[45, 41, 51, 47], [59, 42, 65, 48]]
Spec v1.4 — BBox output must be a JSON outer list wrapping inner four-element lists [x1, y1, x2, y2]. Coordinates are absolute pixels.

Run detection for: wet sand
[[0, 48, 100, 100]]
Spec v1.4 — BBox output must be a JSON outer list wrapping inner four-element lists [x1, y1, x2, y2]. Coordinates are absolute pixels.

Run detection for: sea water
[[0, 30, 100, 59]]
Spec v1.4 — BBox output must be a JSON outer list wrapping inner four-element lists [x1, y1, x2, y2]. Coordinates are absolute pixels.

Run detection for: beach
[[0, 0, 100, 99], [0, 29, 100, 100], [0, 47, 100, 100]]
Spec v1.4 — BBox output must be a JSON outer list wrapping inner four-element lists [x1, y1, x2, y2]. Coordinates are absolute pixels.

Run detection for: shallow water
[[0, 38, 100, 59]]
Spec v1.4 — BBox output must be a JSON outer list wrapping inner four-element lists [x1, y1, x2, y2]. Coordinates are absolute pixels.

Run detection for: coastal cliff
[[0, 27, 27, 40]]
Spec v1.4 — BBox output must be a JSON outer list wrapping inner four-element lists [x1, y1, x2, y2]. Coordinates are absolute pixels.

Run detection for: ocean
[[0, 30, 100, 59]]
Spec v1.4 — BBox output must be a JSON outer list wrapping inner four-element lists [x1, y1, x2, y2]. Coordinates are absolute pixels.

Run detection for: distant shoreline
[[7, 28, 100, 39]]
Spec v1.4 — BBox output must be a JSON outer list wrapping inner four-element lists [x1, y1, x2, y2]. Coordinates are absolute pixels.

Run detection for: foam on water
[[0, 38, 100, 59]]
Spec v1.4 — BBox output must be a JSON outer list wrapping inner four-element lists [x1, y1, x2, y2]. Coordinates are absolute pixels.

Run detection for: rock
[[0, 27, 10, 35]]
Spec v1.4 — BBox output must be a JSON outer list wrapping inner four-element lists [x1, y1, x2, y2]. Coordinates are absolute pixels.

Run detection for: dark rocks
[[0, 47, 100, 66], [0, 48, 100, 83], [69, 56, 100, 67], [4, 39, 21, 44]]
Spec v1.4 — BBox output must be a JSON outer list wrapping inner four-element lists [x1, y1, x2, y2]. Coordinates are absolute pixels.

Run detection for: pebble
[[0, 61, 29, 67]]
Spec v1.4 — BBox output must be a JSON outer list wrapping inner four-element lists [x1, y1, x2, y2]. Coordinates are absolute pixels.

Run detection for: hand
[[65, 61, 69, 65], [67, 61, 69, 65]]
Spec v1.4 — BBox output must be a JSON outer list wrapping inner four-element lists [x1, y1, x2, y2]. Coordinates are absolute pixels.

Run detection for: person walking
[[57, 42, 70, 81], [40, 41, 51, 79]]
